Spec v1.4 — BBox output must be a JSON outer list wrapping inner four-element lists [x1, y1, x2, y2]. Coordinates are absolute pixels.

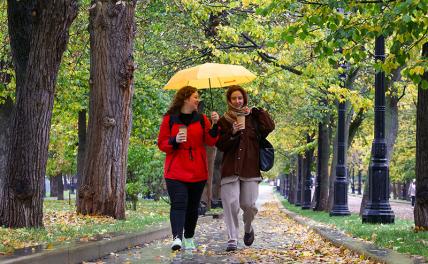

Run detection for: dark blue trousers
[[165, 178, 206, 240]]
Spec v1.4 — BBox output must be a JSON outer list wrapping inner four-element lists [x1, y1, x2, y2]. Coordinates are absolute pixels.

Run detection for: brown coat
[[216, 108, 275, 179]]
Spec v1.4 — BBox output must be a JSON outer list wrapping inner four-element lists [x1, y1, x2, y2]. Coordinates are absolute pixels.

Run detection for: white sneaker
[[171, 237, 182, 251]]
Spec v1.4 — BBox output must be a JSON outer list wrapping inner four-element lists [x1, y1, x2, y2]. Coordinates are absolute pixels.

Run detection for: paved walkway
[[348, 194, 414, 221], [94, 185, 376, 264]]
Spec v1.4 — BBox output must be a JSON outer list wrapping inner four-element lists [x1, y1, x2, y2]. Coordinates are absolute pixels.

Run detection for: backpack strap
[[250, 114, 261, 140]]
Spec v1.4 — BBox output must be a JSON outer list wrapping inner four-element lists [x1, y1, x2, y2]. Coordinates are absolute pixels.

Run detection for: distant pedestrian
[[157, 86, 220, 251], [408, 179, 416, 207], [216, 85, 275, 252]]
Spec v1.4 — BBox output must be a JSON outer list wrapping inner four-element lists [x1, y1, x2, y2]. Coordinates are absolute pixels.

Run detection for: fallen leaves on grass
[[0, 199, 169, 255]]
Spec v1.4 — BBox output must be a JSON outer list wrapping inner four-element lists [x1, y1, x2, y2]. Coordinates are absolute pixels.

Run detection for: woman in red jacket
[[158, 86, 219, 251]]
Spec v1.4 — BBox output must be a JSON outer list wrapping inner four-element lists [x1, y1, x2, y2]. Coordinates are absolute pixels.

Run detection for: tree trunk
[[57, 174, 64, 200], [392, 182, 397, 199], [50, 176, 58, 197], [0, 0, 78, 228], [415, 42, 428, 229], [76, 110, 86, 204], [201, 146, 216, 210], [314, 120, 330, 211], [385, 66, 403, 162], [77, 0, 136, 219], [360, 173, 369, 216], [212, 150, 223, 205], [0, 99, 13, 198]]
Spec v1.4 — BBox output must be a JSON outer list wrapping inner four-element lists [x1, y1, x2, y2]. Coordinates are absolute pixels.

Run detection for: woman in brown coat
[[216, 85, 275, 251]]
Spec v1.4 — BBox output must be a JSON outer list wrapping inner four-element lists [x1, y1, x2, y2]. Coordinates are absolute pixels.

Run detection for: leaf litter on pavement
[[207, 201, 379, 263], [105, 201, 380, 264]]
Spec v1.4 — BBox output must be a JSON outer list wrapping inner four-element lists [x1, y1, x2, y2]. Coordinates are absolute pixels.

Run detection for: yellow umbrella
[[164, 63, 256, 90]]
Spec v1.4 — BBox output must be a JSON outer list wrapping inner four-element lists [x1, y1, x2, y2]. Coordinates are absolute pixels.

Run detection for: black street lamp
[[330, 55, 351, 217], [313, 123, 322, 210], [288, 170, 295, 204], [284, 174, 289, 199], [302, 135, 313, 209], [362, 36, 395, 224], [358, 170, 362, 195], [351, 167, 355, 194]]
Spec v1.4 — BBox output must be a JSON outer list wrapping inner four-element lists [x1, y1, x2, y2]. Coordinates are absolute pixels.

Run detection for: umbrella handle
[[209, 78, 213, 110]]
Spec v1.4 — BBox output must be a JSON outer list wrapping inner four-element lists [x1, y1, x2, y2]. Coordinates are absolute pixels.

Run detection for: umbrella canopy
[[164, 63, 256, 90]]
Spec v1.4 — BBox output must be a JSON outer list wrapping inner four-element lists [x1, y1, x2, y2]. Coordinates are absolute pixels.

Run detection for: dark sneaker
[[226, 240, 237, 252], [243, 228, 254, 246]]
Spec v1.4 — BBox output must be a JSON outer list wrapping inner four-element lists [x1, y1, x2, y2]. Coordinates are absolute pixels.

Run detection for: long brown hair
[[226, 85, 248, 106], [166, 86, 198, 115]]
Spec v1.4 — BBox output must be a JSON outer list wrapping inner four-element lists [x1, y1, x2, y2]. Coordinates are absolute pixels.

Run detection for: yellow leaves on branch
[[242, 0, 269, 8], [328, 85, 372, 111], [409, 66, 425, 76]]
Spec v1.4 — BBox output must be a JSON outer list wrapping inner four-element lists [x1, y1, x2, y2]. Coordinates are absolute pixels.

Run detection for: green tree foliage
[[0, 2, 13, 101], [1, 0, 425, 208]]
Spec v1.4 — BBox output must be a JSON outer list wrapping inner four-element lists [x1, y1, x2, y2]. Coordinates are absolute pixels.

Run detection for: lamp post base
[[362, 203, 395, 224], [330, 205, 350, 216]]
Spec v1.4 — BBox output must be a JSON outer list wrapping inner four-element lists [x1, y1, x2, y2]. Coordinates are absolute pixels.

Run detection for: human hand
[[250, 107, 260, 114], [232, 121, 244, 134], [176, 131, 187, 143], [211, 111, 219, 124], [242, 106, 251, 114]]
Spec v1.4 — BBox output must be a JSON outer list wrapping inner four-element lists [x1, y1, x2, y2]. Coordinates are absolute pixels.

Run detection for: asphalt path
[[93, 185, 376, 264]]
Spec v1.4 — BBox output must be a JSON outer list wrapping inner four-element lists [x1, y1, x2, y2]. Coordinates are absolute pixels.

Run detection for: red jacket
[[157, 113, 218, 182]]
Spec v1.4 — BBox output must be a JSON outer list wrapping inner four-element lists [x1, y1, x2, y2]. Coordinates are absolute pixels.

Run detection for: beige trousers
[[221, 178, 259, 241]]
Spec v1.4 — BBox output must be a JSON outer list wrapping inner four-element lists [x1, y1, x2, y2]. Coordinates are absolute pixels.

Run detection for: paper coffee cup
[[236, 115, 245, 129], [179, 126, 187, 142]]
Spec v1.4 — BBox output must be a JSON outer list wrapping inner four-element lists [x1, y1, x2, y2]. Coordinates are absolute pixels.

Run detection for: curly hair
[[226, 85, 248, 106], [166, 86, 198, 115]]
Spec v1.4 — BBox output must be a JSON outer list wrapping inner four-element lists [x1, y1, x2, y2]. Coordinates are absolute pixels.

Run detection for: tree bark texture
[[75, 110, 87, 205], [50, 176, 58, 197], [0, 99, 13, 195], [392, 183, 397, 199], [77, 0, 136, 219], [385, 67, 402, 162], [360, 173, 369, 216], [201, 146, 217, 210], [57, 174, 64, 200], [415, 42, 428, 228], [212, 150, 223, 202], [0, 0, 78, 228], [314, 121, 330, 211]]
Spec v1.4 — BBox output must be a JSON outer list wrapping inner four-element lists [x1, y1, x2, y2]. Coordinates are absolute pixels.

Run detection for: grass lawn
[[278, 194, 428, 260], [0, 198, 170, 255]]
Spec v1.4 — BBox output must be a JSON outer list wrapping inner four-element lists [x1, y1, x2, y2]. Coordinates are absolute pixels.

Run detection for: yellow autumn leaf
[[410, 66, 425, 76]]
